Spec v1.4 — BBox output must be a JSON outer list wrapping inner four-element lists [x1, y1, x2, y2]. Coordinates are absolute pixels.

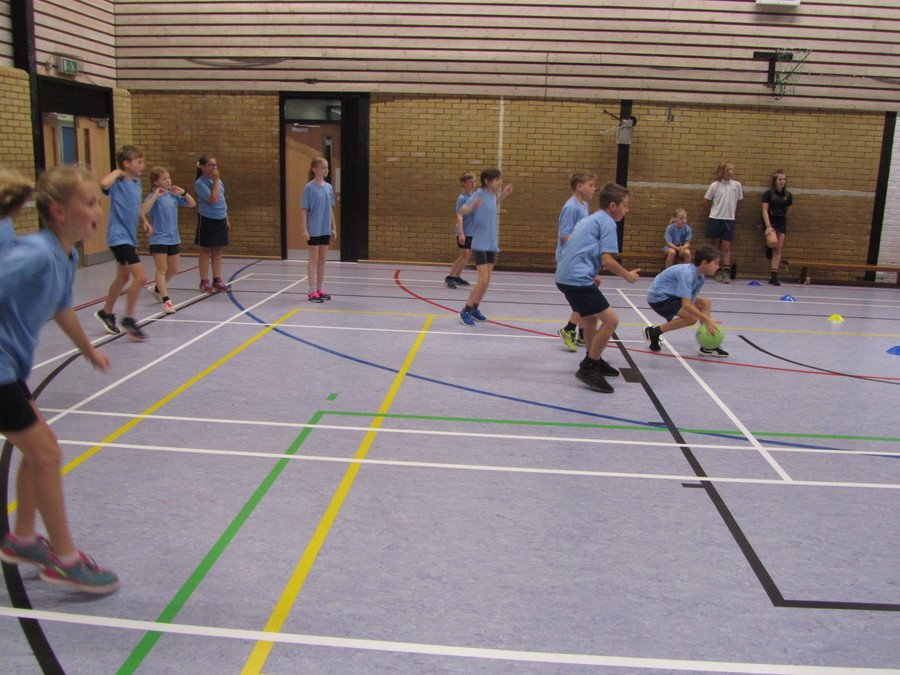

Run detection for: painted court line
[[53, 438, 900, 490], [0, 607, 893, 674]]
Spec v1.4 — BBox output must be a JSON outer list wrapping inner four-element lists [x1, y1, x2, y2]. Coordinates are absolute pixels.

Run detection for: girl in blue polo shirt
[[195, 154, 231, 293], [141, 167, 196, 314], [0, 168, 34, 252], [0, 165, 119, 594], [300, 157, 337, 303]]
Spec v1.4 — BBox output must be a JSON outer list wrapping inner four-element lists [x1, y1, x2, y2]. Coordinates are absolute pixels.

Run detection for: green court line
[[325, 410, 900, 443], [326, 393, 338, 401], [117, 410, 324, 674]]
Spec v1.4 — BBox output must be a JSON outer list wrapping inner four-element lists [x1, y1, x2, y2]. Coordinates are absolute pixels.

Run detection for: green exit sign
[[57, 56, 80, 76]]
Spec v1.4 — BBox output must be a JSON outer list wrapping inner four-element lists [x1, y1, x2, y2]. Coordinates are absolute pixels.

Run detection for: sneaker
[[722, 274, 730, 285], [317, 289, 332, 301], [470, 307, 487, 322], [307, 291, 324, 303], [444, 276, 457, 289], [199, 279, 214, 294], [40, 552, 119, 595], [454, 277, 470, 287], [459, 309, 475, 327], [576, 333, 586, 348], [121, 317, 146, 341], [212, 279, 230, 293], [729, 263, 737, 280], [558, 327, 578, 352], [150, 285, 162, 303], [576, 367, 614, 393], [699, 346, 729, 357], [644, 325, 662, 352], [94, 309, 120, 335], [163, 299, 176, 314], [0, 534, 53, 570], [596, 358, 620, 377], [715, 271, 724, 283]]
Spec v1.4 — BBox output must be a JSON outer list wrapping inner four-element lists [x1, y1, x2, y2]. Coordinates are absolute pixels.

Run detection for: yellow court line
[[241, 314, 435, 675], [6, 310, 299, 515]]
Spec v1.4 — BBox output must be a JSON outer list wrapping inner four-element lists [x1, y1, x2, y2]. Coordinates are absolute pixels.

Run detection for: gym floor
[[1, 257, 898, 673]]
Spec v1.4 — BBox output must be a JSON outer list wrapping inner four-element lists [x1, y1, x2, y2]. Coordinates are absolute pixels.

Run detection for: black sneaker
[[596, 359, 620, 377], [768, 276, 781, 286], [699, 346, 729, 357], [454, 277, 470, 286], [729, 263, 737, 280], [644, 325, 662, 352], [121, 317, 146, 341], [444, 276, 457, 289], [94, 309, 120, 335], [576, 367, 614, 393]]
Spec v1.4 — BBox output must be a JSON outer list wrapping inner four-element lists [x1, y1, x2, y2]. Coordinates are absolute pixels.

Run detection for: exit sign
[[56, 56, 80, 76]]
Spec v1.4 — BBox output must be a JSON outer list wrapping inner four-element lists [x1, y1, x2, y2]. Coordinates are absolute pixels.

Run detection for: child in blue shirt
[[195, 154, 231, 294], [663, 208, 692, 268], [300, 157, 337, 302], [556, 171, 595, 351], [644, 244, 727, 357], [0, 168, 34, 252], [555, 183, 640, 393], [0, 165, 119, 594], [95, 145, 149, 340], [140, 167, 196, 314], [445, 172, 477, 289], [459, 167, 513, 326]]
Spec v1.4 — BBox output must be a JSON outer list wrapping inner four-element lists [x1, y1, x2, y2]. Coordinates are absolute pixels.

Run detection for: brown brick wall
[[0, 67, 38, 234]]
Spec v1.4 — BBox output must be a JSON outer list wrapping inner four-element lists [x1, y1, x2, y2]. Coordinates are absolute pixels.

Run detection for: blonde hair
[[670, 208, 687, 224], [35, 165, 94, 226], [0, 168, 35, 219], [150, 166, 169, 185], [458, 171, 475, 184], [308, 157, 327, 181], [716, 162, 734, 180]]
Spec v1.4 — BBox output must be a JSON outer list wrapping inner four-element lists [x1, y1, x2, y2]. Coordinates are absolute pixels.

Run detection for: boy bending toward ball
[[644, 245, 728, 357]]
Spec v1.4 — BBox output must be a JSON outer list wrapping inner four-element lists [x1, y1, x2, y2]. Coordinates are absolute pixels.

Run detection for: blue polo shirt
[[663, 223, 692, 252], [456, 191, 476, 236], [0, 216, 15, 252], [647, 262, 705, 304], [300, 180, 335, 237], [0, 229, 76, 384], [469, 188, 499, 252], [556, 196, 589, 263], [147, 192, 191, 246], [104, 177, 142, 247], [555, 210, 619, 286], [195, 177, 227, 220]]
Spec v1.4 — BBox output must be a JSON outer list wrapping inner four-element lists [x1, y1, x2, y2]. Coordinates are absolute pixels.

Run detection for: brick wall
[[879, 119, 899, 284], [0, 66, 38, 233], [130, 91, 281, 257]]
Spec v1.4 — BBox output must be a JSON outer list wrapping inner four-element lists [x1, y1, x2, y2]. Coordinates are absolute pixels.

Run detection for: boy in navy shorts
[[445, 172, 476, 289], [555, 183, 640, 393], [95, 145, 150, 340], [644, 244, 728, 357]]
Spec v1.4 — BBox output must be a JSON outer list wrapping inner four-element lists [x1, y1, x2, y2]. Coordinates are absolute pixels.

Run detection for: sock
[[463, 305, 472, 313], [213, 277, 222, 283], [578, 329, 584, 338], [580, 356, 598, 370], [770, 270, 778, 277], [564, 322, 576, 332], [57, 551, 81, 566], [9, 533, 37, 545], [162, 295, 170, 302], [472, 303, 479, 310]]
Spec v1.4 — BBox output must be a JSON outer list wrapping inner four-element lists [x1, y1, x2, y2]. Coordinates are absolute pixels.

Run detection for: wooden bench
[[792, 261, 900, 287]]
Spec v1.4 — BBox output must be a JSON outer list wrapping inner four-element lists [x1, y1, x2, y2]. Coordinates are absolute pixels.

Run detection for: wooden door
[[75, 116, 112, 264]]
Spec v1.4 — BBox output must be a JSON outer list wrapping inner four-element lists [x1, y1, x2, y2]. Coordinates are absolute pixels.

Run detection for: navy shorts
[[307, 234, 331, 246], [456, 236, 473, 250], [556, 282, 610, 317], [649, 296, 684, 322], [195, 215, 229, 248], [149, 244, 180, 255], [472, 250, 497, 266], [110, 244, 140, 265], [706, 218, 735, 242], [0, 380, 37, 432]]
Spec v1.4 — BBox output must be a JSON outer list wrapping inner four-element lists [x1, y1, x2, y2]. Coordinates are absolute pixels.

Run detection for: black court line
[[739, 335, 900, 386], [615, 331, 900, 613]]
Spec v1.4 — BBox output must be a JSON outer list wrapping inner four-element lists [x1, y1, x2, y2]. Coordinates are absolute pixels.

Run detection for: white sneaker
[[163, 300, 176, 314]]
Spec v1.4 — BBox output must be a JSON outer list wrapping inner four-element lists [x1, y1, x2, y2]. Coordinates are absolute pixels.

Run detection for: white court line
[[0, 607, 894, 673], [52, 438, 900, 490], [39, 275, 306, 427], [618, 290, 794, 482]]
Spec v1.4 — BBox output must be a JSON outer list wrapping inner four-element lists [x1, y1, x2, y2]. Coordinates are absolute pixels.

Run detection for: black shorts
[[110, 244, 141, 266], [472, 250, 497, 266], [456, 236, 473, 250], [768, 222, 787, 235], [149, 244, 180, 255], [556, 282, 610, 317], [195, 215, 229, 248], [649, 297, 683, 322], [0, 380, 37, 432], [706, 218, 735, 242], [307, 234, 332, 246]]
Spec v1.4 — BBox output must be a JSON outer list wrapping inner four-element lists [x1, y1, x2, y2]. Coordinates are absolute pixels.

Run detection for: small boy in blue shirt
[[556, 171, 595, 351], [445, 172, 477, 289], [663, 208, 692, 268], [555, 183, 640, 393], [644, 244, 728, 357], [95, 145, 150, 340]]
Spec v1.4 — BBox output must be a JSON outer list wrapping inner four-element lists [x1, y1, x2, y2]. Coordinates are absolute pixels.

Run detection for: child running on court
[[555, 182, 640, 393], [663, 207, 692, 268], [300, 157, 337, 302], [0, 167, 34, 252], [0, 165, 119, 594], [95, 145, 149, 340], [458, 167, 513, 326], [195, 154, 231, 294], [445, 172, 477, 289], [140, 167, 196, 314], [557, 171, 596, 351], [644, 244, 728, 357]]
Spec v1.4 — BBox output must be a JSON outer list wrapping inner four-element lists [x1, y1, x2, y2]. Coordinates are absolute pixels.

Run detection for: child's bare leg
[[587, 307, 619, 360], [166, 254, 179, 284], [125, 262, 147, 318], [307, 246, 320, 291], [662, 297, 711, 333], [102, 264, 131, 314], [466, 263, 493, 306], [665, 250, 676, 268], [771, 233, 785, 270], [153, 253, 168, 297], [450, 249, 470, 278], [316, 245, 328, 288], [198, 248, 211, 282], [211, 247, 223, 280]]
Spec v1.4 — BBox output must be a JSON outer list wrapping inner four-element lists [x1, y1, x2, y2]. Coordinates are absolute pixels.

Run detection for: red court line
[[73, 265, 199, 311], [392, 269, 900, 380]]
